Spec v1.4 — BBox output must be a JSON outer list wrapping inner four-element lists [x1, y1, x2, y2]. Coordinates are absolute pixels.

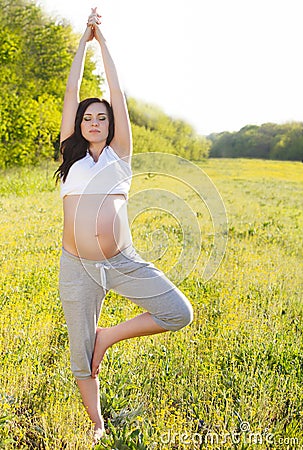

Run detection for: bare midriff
[[62, 194, 132, 260]]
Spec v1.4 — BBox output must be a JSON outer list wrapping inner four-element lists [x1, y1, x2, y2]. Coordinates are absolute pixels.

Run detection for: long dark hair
[[55, 98, 114, 182]]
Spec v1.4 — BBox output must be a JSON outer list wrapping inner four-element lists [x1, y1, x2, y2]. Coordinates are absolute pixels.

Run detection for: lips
[[89, 130, 100, 133]]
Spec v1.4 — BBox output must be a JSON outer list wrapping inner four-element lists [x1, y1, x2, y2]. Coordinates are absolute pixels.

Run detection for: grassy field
[[0, 158, 302, 449]]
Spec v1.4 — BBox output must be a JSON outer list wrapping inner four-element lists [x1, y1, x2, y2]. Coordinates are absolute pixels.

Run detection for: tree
[[270, 122, 303, 161], [0, 0, 103, 167]]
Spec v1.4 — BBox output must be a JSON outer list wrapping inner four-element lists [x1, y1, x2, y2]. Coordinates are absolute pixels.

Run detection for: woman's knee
[[171, 300, 193, 331], [153, 293, 193, 331]]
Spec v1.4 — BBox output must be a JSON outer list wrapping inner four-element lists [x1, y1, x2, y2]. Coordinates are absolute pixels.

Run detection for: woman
[[56, 8, 193, 445]]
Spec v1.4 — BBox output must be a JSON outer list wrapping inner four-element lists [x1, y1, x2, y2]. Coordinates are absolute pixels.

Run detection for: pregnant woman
[[55, 8, 193, 445]]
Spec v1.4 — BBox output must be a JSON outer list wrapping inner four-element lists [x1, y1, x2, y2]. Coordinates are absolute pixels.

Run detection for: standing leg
[[76, 377, 104, 443], [59, 249, 106, 441]]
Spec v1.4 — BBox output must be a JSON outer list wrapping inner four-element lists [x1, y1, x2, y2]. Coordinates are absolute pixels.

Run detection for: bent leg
[[91, 249, 193, 377], [111, 250, 194, 331], [91, 312, 166, 377]]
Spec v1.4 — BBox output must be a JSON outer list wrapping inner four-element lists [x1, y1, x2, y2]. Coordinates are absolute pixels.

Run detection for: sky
[[38, 0, 303, 135]]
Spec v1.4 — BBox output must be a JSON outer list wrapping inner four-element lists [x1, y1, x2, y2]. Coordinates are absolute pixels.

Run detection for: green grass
[[0, 158, 302, 449]]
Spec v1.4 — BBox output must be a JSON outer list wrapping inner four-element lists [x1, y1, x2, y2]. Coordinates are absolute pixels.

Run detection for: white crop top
[[60, 145, 132, 199]]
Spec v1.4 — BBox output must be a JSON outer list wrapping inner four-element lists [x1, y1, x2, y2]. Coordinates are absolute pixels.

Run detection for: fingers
[[91, 7, 101, 17], [87, 7, 102, 29]]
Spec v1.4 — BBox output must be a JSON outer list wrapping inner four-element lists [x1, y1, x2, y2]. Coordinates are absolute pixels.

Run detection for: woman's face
[[80, 102, 110, 144]]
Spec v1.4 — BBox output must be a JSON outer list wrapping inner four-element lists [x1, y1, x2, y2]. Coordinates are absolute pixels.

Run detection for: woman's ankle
[[94, 417, 105, 432]]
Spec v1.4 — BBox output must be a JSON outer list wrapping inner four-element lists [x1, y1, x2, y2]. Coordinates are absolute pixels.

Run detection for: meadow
[[0, 158, 302, 449]]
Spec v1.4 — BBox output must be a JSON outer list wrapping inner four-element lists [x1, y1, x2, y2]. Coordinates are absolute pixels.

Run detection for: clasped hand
[[84, 7, 102, 41]]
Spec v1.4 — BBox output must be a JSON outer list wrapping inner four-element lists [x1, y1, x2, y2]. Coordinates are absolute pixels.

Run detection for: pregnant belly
[[62, 194, 132, 260]]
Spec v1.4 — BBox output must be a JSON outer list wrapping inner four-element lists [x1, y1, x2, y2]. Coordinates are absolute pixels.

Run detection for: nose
[[91, 117, 99, 126]]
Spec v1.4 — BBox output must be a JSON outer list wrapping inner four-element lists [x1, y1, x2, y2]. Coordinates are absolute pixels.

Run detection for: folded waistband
[[61, 244, 135, 266]]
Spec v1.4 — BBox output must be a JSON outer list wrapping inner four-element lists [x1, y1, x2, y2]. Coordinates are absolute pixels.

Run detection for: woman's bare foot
[[92, 417, 105, 446], [91, 327, 113, 378], [92, 427, 104, 446]]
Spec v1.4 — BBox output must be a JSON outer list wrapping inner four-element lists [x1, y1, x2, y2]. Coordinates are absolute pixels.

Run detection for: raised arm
[[91, 14, 132, 159], [60, 26, 94, 144]]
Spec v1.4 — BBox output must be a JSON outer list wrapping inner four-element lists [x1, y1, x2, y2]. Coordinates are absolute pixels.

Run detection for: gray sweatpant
[[59, 245, 193, 379]]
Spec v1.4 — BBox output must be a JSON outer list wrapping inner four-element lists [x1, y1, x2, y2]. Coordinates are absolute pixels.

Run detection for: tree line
[[0, 0, 302, 167], [208, 122, 303, 161]]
